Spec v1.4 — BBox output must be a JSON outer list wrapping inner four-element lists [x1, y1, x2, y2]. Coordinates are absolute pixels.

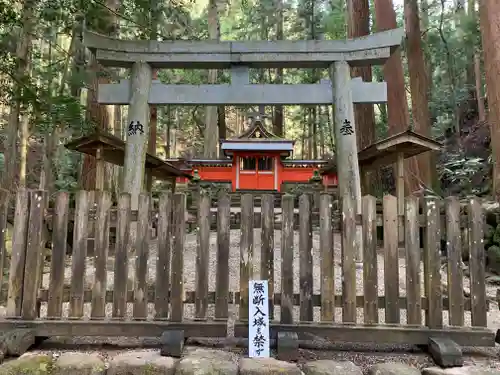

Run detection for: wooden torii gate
[[83, 28, 405, 261]]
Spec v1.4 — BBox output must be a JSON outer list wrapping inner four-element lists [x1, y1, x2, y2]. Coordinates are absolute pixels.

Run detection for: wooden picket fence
[[0, 189, 495, 347]]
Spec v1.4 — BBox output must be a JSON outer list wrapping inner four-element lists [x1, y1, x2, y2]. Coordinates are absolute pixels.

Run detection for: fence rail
[[0, 189, 495, 351]]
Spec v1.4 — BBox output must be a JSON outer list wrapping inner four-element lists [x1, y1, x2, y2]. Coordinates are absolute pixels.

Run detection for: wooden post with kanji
[[330, 60, 364, 263], [122, 61, 152, 210]]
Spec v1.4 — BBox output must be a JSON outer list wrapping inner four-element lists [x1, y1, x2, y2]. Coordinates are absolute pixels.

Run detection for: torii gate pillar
[[330, 61, 363, 262], [123, 61, 152, 209]]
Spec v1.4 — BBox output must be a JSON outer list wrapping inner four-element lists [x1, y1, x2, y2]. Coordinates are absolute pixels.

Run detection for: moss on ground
[[0, 354, 52, 375]]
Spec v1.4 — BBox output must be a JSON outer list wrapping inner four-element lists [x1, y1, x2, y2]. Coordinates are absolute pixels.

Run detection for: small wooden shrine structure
[[65, 131, 192, 191], [168, 113, 335, 192]]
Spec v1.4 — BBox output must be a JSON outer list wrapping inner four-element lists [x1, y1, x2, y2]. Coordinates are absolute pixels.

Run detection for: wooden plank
[[215, 192, 230, 319], [91, 191, 111, 319], [112, 193, 131, 319], [468, 197, 487, 327], [423, 197, 443, 328], [261, 194, 274, 319], [362, 195, 378, 324], [195, 191, 210, 319], [232, 322, 494, 347], [155, 192, 172, 319], [133, 194, 150, 320], [30, 287, 485, 311], [405, 196, 421, 325], [47, 192, 70, 319], [0, 189, 9, 292], [320, 193, 334, 322], [70, 190, 90, 318], [341, 195, 356, 323], [21, 190, 47, 320], [299, 193, 313, 321], [281, 194, 294, 324], [383, 195, 399, 324], [239, 194, 254, 321], [7, 190, 29, 317], [0, 320, 228, 338], [445, 196, 464, 326], [396, 153, 405, 244], [171, 192, 186, 322]]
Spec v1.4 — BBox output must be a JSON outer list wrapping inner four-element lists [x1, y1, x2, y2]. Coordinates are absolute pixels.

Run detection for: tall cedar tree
[[346, 0, 377, 194], [374, 0, 420, 194], [404, 0, 433, 189], [204, 0, 220, 159], [479, 0, 500, 199], [80, 0, 121, 190]]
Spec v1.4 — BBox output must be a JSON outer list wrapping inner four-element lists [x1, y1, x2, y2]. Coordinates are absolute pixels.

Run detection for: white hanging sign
[[248, 280, 270, 358]]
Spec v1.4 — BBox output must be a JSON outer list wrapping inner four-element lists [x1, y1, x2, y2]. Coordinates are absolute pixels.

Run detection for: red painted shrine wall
[[176, 156, 338, 191], [197, 166, 233, 182]]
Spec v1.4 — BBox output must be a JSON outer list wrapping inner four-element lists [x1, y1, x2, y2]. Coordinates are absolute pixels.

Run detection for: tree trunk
[[1, 0, 38, 194], [347, 0, 378, 195], [374, 0, 419, 194], [204, 0, 220, 159], [81, 0, 121, 190], [404, 0, 433, 189], [475, 52, 486, 122], [146, 0, 160, 192], [273, 0, 284, 137], [479, 0, 500, 199]]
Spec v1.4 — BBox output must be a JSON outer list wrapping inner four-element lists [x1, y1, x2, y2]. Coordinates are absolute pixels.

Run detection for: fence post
[[405, 195, 421, 325], [155, 192, 172, 320], [91, 191, 112, 319], [320, 193, 334, 322], [261, 194, 274, 319], [239, 194, 254, 321], [215, 191, 230, 319], [299, 193, 313, 322], [195, 190, 210, 319], [423, 197, 443, 328], [6, 190, 30, 318], [383, 195, 399, 324], [69, 190, 90, 319], [21, 190, 47, 320], [113, 193, 131, 319], [170, 192, 186, 322], [445, 196, 464, 326], [468, 197, 487, 327], [341, 194, 356, 323], [0, 188, 9, 292], [362, 194, 378, 324], [47, 192, 70, 319], [281, 194, 294, 324]]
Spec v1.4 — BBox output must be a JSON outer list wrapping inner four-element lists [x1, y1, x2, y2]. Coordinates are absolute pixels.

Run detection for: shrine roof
[[221, 113, 294, 155], [320, 130, 441, 174], [357, 129, 442, 169], [65, 131, 192, 180]]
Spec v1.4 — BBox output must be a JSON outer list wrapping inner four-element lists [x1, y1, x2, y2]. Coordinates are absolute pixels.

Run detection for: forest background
[[0, 0, 497, 201]]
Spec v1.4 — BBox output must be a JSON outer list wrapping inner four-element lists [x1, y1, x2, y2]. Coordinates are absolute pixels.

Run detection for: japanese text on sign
[[128, 121, 145, 136], [249, 280, 270, 358], [339, 119, 354, 136]]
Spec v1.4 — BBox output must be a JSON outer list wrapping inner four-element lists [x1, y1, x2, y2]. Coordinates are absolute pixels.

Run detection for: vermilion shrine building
[[167, 113, 337, 192]]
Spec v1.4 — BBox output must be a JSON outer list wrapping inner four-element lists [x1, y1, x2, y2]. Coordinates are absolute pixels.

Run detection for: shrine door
[[238, 156, 277, 190]]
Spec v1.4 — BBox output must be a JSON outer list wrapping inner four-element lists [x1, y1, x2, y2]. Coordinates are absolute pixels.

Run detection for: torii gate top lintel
[[83, 28, 405, 69]]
